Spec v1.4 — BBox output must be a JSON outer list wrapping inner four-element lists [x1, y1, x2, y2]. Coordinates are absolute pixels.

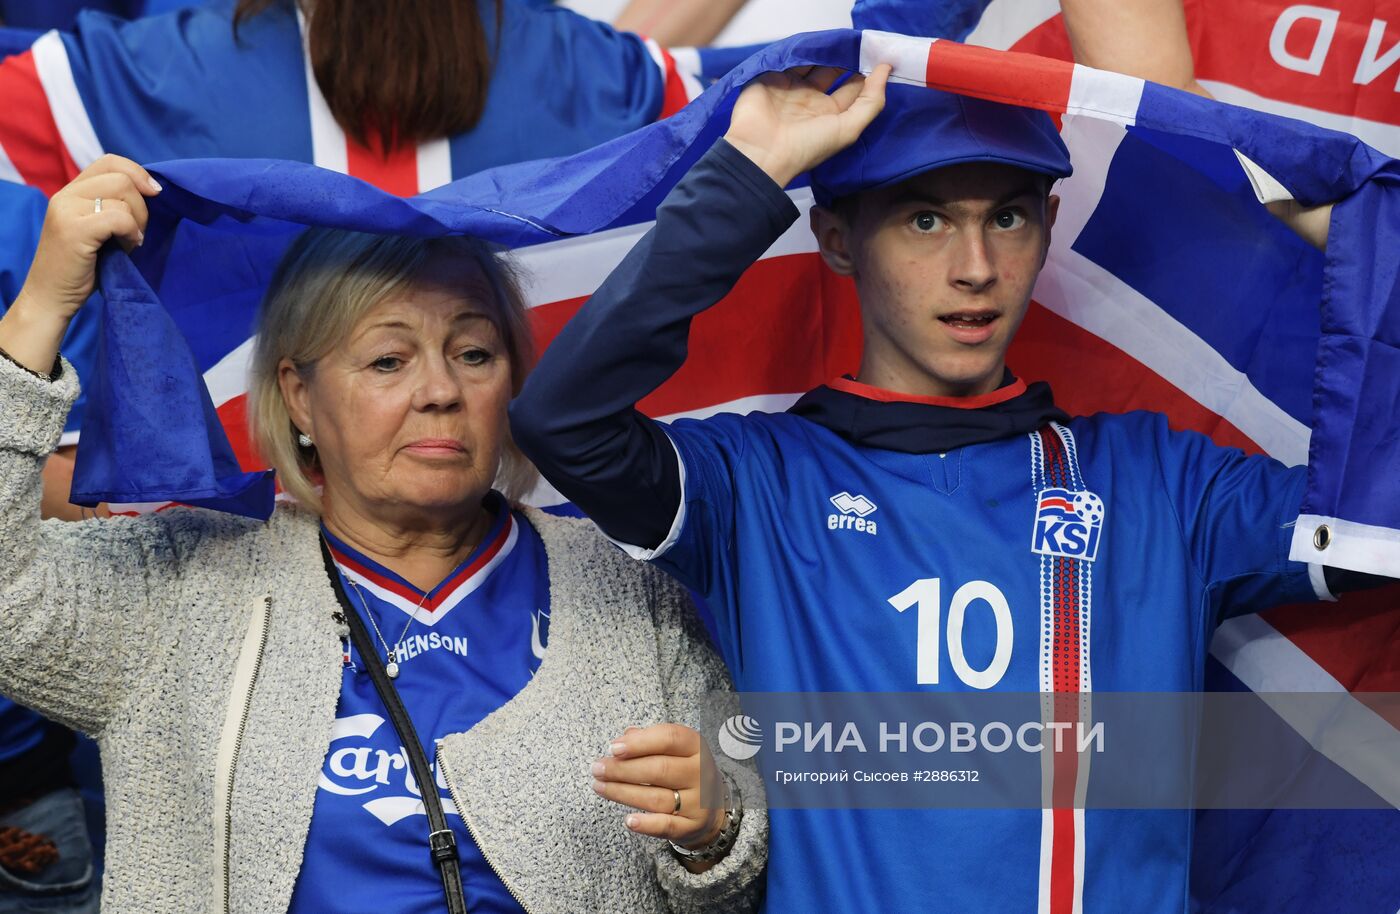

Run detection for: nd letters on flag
[[36, 14, 1400, 914]]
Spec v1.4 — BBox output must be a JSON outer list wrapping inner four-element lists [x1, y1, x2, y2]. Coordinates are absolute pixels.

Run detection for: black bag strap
[[321, 538, 468, 914]]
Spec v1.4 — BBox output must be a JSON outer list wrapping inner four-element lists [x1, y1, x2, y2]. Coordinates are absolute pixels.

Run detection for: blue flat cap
[[811, 83, 1073, 207]]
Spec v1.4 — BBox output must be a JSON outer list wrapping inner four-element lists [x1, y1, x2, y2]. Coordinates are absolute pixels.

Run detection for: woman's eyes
[[459, 347, 493, 366], [366, 347, 495, 372]]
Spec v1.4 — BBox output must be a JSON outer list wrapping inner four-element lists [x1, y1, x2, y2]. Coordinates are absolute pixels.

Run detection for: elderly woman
[[0, 156, 766, 914]]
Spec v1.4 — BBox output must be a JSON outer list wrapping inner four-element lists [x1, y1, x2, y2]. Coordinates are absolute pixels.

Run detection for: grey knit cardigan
[[0, 357, 766, 914]]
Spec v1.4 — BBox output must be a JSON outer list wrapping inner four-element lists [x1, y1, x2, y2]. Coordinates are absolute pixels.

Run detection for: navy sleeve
[[510, 139, 799, 550]]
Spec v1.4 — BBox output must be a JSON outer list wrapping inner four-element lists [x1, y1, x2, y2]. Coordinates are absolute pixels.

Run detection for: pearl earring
[[298, 433, 313, 448]]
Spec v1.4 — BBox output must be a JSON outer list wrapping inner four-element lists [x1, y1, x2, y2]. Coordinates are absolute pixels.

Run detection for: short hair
[[248, 228, 538, 513]]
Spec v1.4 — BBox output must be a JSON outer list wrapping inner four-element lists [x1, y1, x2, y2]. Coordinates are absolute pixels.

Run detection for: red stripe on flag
[[345, 133, 419, 197], [0, 50, 80, 196], [926, 40, 1075, 114], [1010, 303, 1265, 456], [216, 394, 264, 472], [1264, 586, 1400, 695], [529, 253, 863, 417], [656, 45, 691, 119]]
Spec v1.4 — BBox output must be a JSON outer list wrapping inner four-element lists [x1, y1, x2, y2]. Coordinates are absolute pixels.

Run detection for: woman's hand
[[0, 156, 160, 376], [723, 62, 891, 189], [592, 723, 728, 855]]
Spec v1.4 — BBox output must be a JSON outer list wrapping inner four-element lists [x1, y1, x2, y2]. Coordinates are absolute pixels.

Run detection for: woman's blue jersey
[[290, 495, 548, 914]]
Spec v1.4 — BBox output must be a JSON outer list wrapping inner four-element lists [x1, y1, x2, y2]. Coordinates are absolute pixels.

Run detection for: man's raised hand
[[724, 63, 892, 188]]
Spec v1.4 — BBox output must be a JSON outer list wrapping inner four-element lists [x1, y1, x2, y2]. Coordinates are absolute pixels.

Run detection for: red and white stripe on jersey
[[296, 10, 454, 195], [297, 9, 702, 194], [644, 39, 706, 119], [0, 30, 104, 195], [1030, 424, 1093, 914], [327, 511, 518, 625]]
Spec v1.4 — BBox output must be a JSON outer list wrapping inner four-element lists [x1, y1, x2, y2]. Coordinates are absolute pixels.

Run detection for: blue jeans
[[0, 789, 98, 913]]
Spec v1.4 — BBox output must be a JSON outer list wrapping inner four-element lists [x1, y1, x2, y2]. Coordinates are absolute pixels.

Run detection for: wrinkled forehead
[[352, 254, 504, 333]]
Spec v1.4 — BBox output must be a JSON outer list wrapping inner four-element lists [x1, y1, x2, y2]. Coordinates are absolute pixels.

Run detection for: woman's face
[[280, 258, 514, 528]]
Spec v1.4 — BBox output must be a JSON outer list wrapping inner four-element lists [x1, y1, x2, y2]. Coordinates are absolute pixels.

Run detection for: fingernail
[[611, 742, 628, 757], [148, 178, 162, 193], [591, 779, 605, 794], [136, 231, 145, 246], [590, 761, 605, 777], [625, 815, 639, 829]]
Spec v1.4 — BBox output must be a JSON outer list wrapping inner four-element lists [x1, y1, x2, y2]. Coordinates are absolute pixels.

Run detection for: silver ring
[[93, 197, 103, 214], [672, 789, 682, 815]]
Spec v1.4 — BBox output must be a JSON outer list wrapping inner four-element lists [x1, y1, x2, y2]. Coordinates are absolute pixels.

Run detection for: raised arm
[[612, 0, 751, 47], [509, 64, 889, 553], [0, 155, 179, 734]]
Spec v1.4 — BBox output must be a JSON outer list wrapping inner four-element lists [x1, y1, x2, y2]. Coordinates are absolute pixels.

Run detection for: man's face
[[812, 162, 1059, 398]]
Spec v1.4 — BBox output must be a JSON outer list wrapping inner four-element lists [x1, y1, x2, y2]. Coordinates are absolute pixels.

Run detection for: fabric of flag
[[0, 1, 706, 199]]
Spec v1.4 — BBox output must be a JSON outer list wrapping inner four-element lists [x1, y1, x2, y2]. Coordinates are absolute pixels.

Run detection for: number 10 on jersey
[[888, 579, 1013, 689]]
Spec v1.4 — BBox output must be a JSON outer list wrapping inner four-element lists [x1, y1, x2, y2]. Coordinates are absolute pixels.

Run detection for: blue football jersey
[[289, 496, 548, 914], [646, 405, 1320, 914]]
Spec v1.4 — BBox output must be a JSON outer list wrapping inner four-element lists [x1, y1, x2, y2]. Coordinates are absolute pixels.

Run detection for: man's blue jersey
[[646, 402, 1320, 914], [289, 495, 547, 914], [509, 140, 1339, 914]]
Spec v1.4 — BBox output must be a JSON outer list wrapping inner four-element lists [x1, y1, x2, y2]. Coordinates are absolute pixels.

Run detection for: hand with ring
[[591, 723, 726, 852], [0, 154, 161, 378]]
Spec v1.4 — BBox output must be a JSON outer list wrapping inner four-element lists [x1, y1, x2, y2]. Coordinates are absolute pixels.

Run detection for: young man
[[510, 66, 1366, 912]]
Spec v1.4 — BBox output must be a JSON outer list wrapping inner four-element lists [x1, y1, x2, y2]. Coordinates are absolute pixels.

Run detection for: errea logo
[[828, 491, 878, 535]]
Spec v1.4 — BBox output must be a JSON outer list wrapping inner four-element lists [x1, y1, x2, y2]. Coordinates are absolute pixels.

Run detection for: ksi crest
[[1031, 488, 1106, 561]]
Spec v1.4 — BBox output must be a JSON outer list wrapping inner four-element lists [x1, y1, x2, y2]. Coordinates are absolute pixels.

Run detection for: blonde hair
[[248, 228, 537, 513]]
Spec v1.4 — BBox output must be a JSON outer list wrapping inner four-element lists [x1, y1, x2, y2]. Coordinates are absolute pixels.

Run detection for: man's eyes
[[992, 209, 1027, 230], [911, 211, 944, 233], [909, 210, 1027, 232]]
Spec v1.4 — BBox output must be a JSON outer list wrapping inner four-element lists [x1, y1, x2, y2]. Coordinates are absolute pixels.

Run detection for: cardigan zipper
[[214, 595, 272, 914], [437, 746, 536, 914]]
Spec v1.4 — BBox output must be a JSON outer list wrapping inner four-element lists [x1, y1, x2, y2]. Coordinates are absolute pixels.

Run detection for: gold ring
[[672, 789, 682, 815]]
